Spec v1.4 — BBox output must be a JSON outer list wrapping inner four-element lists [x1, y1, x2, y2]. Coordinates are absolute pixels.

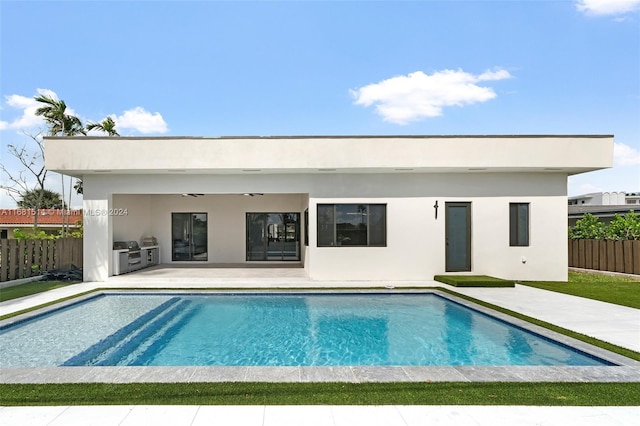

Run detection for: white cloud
[[350, 68, 512, 125], [576, 0, 640, 15], [614, 142, 640, 166], [114, 107, 168, 134], [0, 89, 60, 131]]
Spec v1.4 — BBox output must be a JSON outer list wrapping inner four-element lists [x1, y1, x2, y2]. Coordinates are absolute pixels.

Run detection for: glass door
[[246, 213, 300, 261], [445, 202, 471, 272], [172, 213, 208, 261]]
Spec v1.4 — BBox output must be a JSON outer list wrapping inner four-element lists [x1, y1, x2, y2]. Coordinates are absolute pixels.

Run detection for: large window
[[509, 203, 529, 246], [317, 204, 386, 247]]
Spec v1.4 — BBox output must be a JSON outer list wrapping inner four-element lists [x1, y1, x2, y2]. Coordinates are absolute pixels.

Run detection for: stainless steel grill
[[113, 240, 141, 274]]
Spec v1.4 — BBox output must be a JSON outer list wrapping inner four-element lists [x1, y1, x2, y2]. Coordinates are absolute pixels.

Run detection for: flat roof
[[48, 134, 614, 140], [45, 135, 614, 177]]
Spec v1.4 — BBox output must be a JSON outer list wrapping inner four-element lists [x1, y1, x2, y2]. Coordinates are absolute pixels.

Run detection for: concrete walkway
[[1, 405, 638, 426], [437, 283, 640, 352]]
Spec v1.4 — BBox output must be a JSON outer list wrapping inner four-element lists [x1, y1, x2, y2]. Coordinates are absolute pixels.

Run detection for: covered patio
[[105, 263, 313, 287]]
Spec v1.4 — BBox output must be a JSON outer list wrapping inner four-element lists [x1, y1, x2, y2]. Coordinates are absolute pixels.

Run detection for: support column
[[82, 194, 112, 282]]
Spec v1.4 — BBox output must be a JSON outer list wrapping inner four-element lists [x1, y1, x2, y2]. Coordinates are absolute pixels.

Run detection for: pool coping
[[1, 289, 639, 384]]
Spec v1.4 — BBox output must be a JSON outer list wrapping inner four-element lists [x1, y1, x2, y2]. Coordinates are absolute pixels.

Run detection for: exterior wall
[[82, 171, 567, 282], [306, 173, 567, 282]]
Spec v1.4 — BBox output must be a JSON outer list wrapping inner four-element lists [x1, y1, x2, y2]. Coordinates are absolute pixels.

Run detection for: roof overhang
[[44, 135, 614, 178]]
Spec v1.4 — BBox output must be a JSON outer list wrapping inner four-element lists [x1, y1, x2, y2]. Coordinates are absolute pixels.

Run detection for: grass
[[0, 280, 80, 303], [1, 382, 639, 406], [521, 271, 640, 309], [434, 275, 515, 287]]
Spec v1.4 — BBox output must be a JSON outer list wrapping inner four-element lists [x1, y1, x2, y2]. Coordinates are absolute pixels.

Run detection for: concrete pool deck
[[1, 268, 639, 384], [1, 270, 639, 426]]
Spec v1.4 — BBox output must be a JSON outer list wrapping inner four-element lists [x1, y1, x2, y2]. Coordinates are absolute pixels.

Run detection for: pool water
[[0, 293, 610, 367]]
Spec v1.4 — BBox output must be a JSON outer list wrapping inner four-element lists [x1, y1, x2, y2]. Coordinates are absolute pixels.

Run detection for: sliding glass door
[[246, 213, 300, 261], [172, 213, 208, 261]]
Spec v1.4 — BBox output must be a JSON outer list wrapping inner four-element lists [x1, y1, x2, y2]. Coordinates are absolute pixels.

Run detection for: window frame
[[509, 202, 530, 247], [316, 203, 387, 247]]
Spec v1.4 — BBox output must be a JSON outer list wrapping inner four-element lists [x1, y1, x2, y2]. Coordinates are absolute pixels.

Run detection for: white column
[[82, 179, 112, 282]]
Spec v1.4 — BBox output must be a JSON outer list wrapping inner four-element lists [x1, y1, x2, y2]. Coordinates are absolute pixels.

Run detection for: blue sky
[[1, 0, 639, 208]]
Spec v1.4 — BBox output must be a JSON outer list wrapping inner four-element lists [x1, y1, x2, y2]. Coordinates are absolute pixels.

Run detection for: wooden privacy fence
[[569, 239, 640, 275], [0, 238, 83, 282]]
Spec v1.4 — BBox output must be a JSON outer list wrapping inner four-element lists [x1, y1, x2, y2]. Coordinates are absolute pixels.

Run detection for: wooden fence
[[0, 238, 83, 282], [568, 239, 640, 275]]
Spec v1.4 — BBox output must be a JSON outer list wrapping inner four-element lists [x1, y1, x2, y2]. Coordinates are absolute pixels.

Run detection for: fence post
[[622, 240, 633, 274], [591, 239, 599, 270], [598, 240, 607, 271], [0, 239, 8, 282], [585, 239, 593, 270], [568, 240, 573, 267], [633, 240, 640, 275], [578, 239, 586, 268], [17, 240, 26, 279], [613, 241, 624, 273]]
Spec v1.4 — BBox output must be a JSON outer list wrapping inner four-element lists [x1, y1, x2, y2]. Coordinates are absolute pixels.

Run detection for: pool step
[[123, 303, 202, 366], [98, 301, 200, 366], [61, 297, 183, 366]]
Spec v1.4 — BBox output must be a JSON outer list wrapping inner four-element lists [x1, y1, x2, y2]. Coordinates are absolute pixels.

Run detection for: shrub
[[569, 211, 639, 240], [604, 211, 640, 240], [568, 213, 605, 239]]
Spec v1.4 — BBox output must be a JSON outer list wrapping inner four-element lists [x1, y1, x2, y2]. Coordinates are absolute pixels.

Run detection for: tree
[[605, 211, 640, 240], [34, 94, 85, 236], [17, 188, 65, 209], [0, 133, 49, 227], [34, 95, 86, 137], [86, 116, 119, 136], [569, 211, 639, 240], [73, 179, 83, 195], [568, 213, 606, 240]]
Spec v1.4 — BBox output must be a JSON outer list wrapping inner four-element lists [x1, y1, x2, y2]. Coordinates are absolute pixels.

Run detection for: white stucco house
[[45, 135, 613, 283]]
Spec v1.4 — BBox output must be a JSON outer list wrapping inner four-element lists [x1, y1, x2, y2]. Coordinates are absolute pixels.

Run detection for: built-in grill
[[113, 240, 142, 274]]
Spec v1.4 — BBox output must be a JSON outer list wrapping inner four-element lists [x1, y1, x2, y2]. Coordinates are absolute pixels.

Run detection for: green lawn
[[0, 280, 80, 303], [1, 382, 639, 406], [521, 271, 640, 309]]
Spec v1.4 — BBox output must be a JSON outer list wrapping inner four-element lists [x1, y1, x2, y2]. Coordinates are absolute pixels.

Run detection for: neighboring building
[[45, 135, 613, 283], [0, 209, 83, 239], [568, 191, 639, 226]]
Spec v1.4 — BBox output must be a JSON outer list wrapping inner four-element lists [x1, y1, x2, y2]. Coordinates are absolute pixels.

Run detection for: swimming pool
[[0, 292, 613, 368]]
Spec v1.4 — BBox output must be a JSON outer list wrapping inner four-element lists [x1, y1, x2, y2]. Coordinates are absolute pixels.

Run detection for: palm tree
[[86, 116, 120, 136], [34, 95, 86, 136], [34, 94, 86, 236]]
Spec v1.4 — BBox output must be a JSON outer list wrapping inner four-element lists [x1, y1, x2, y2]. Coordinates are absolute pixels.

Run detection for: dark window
[[317, 204, 386, 247], [509, 203, 529, 246]]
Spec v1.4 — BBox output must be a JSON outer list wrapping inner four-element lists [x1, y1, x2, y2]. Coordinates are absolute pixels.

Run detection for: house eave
[[44, 135, 614, 178]]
